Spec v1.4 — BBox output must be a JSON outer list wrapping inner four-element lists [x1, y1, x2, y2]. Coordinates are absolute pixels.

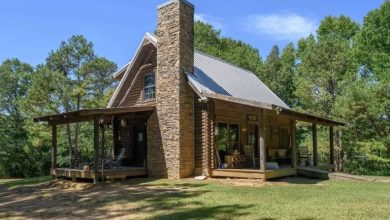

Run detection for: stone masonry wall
[[153, 0, 195, 179]]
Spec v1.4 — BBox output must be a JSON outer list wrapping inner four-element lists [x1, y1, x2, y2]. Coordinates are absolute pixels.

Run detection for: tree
[[45, 35, 96, 167], [294, 16, 359, 170], [295, 16, 359, 117], [280, 43, 297, 106], [317, 15, 360, 40], [27, 35, 117, 168], [79, 57, 117, 108], [262, 45, 297, 107], [340, 1, 390, 155], [195, 21, 264, 76], [263, 45, 282, 93], [0, 59, 41, 177]]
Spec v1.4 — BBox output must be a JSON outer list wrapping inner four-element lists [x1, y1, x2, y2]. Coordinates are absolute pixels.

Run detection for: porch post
[[93, 117, 100, 183], [259, 114, 266, 172], [335, 129, 343, 171], [51, 125, 57, 175], [329, 126, 334, 166], [101, 124, 106, 181], [312, 123, 318, 166], [290, 120, 297, 168]]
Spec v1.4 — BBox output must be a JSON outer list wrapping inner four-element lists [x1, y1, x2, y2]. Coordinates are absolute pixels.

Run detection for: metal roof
[[189, 51, 290, 109], [110, 34, 290, 109]]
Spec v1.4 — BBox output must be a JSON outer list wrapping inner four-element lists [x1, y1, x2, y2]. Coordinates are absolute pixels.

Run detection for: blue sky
[[0, 0, 384, 69]]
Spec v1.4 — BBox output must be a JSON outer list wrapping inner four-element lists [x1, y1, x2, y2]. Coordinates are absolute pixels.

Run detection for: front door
[[131, 123, 147, 166], [247, 123, 259, 156], [115, 116, 148, 167]]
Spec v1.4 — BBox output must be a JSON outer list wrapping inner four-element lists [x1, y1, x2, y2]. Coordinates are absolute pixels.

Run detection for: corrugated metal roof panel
[[192, 51, 290, 109]]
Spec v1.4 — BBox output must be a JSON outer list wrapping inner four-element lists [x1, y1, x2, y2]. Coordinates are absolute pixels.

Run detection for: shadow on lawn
[[0, 178, 253, 219], [271, 176, 325, 185]]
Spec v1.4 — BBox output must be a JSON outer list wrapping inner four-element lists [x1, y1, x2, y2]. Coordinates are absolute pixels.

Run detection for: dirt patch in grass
[[0, 178, 206, 219]]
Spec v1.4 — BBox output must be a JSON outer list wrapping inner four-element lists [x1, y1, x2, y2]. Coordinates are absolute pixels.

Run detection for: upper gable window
[[144, 73, 155, 100]]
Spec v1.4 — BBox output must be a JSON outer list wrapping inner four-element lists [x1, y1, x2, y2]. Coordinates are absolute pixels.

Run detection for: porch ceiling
[[33, 106, 155, 125]]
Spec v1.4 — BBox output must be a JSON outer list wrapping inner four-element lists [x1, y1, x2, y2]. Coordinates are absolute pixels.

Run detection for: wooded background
[[1, 1, 389, 177]]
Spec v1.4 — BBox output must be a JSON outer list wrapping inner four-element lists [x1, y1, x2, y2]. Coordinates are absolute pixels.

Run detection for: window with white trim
[[144, 73, 155, 100]]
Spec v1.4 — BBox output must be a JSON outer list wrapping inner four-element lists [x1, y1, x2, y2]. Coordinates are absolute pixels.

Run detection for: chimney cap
[[157, 0, 194, 10]]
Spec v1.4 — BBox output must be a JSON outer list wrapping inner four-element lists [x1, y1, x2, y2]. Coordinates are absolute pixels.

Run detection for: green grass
[[0, 176, 51, 188], [1, 176, 390, 219], [132, 178, 390, 219]]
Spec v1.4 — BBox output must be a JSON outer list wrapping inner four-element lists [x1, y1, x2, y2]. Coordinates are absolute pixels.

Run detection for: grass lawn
[[0, 176, 390, 219]]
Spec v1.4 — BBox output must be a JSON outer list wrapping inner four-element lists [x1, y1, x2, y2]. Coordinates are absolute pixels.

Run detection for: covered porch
[[208, 99, 345, 180], [34, 106, 155, 183]]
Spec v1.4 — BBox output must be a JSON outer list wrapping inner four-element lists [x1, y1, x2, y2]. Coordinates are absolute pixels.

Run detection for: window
[[229, 124, 239, 150], [144, 73, 155, 100], [216, 122, 240, 152], [217, 123, 228, 152]]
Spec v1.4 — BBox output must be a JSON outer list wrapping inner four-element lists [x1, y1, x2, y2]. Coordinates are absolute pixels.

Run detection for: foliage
[[344, 153, 390, 176], [0, 35, 116, 177], [262, 44, 297, 106], [336, 1, 390, 173], [0, 59, 48, 177], [26, 36, 117, 169], [195, 21, 263, 76]]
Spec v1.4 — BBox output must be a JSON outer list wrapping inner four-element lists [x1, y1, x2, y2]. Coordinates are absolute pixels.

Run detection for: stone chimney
[[155, 0, 195, 178]]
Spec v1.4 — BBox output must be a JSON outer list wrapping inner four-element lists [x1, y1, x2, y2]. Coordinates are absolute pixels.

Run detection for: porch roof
[[271, 106, 346, 126], [197, 92, 345, 126], [33, 106, 155, 125]]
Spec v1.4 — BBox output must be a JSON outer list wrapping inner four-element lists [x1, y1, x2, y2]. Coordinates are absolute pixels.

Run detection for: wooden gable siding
[[212, 99, 291, 151], [119, 50, 157, 107]]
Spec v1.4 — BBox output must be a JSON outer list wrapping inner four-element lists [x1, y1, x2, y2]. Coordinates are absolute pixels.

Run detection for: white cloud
[[245, 14, 317, 40], [194, 13, 207, 23], [195, 13, 224, 30]]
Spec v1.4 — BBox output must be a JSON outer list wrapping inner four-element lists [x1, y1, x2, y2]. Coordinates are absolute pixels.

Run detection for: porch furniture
[[225, 154, 246, 168], [267, 148, 292, 165], [243, 145, 259, 168], [266, 162, 279, 170], [109, 148, 126, 169], [298, 146, 312, 166]]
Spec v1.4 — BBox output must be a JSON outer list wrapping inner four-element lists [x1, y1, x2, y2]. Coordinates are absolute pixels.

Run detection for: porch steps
[[297, 167, 331, 179]]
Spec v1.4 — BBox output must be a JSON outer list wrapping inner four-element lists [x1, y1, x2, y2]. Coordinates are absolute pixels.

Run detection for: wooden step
[[297, 167, 330, 179]]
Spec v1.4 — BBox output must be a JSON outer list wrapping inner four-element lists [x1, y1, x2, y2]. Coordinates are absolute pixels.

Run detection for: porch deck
[[211, 168, 297, 180], [51, 167, 147, 182]]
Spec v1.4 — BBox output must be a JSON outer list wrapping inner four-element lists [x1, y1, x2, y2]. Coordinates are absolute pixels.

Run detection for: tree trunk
[[335, 129, 343, 171]]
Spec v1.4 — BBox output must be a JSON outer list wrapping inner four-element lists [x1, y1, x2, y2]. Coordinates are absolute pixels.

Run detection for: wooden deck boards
[[211, 168, 296, 180]]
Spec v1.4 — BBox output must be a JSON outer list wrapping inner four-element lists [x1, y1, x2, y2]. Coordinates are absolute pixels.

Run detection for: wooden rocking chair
[[108, 148, 126, 169], [243, 145, 259, 168]]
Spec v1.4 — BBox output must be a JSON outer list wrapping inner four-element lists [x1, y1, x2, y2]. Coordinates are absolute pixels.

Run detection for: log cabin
[[34, 0, 345, 183]]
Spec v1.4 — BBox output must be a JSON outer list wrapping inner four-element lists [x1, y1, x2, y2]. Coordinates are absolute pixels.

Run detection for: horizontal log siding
[[194, 96, 215, 176], [194, 98, 204, 171], [265, 116, 291, 149], [213, 99, 291, 152]]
